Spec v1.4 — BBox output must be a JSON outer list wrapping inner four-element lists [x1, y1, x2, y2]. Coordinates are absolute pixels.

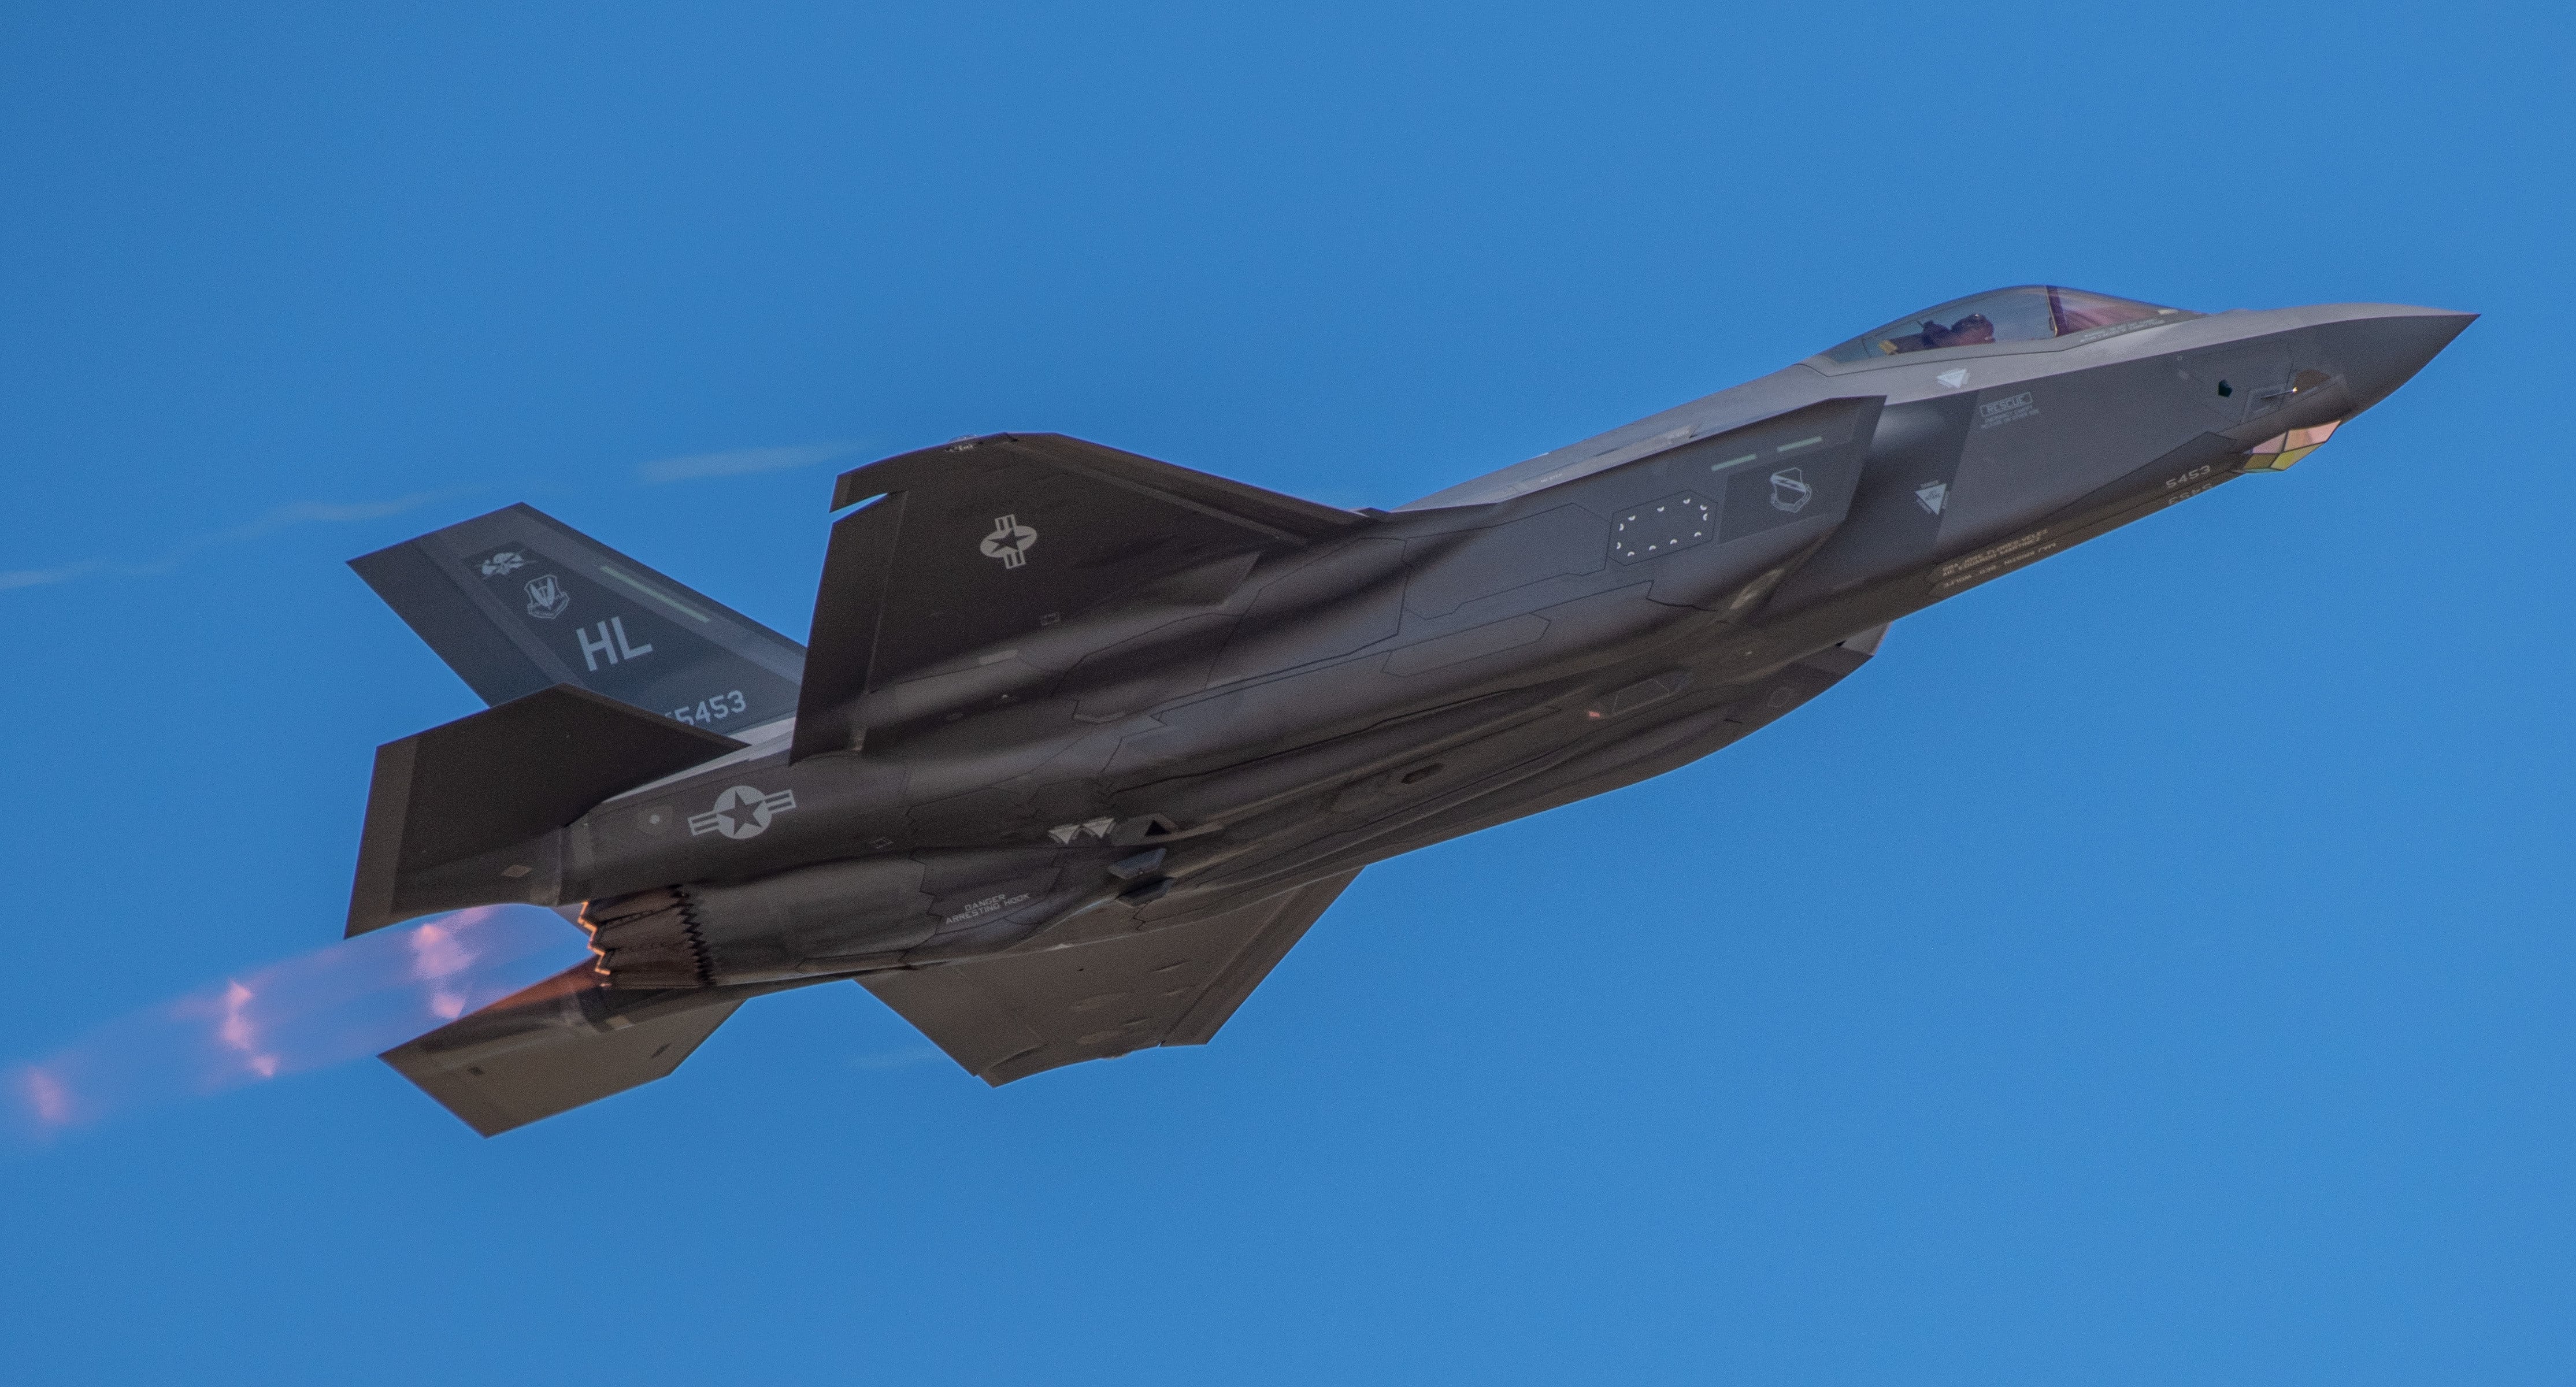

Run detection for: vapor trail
[[0, 490, 465, 592], [8, 906, 589, 1138]]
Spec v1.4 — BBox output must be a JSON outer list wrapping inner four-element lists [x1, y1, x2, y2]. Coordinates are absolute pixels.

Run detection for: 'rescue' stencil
[[1978, 392, 2038, 429], [980, 515, 1038, 569], [689, 785, 798, 840]]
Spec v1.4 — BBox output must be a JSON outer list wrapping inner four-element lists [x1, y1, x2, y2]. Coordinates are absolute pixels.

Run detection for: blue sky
[[4, 2, 2571, 1382]]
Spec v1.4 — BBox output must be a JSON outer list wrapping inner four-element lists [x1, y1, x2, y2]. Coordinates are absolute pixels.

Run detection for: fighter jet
[[346, 286, 2468, 1134]]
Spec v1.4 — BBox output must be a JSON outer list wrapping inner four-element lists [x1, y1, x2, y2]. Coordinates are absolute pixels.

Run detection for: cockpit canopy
[[1821, 286, 2190, 364]]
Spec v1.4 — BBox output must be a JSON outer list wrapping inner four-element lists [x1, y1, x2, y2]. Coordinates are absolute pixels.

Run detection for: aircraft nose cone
[[2318, 307, 2475, 412]]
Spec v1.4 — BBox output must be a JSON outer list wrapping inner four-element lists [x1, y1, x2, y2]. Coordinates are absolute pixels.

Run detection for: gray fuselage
[[564, 299, 2466, 991]]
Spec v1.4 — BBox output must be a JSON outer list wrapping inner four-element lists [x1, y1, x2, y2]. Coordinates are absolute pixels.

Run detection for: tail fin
[[380, 960, 756, 1136], [347, 684, 742, 937], [350, 503, 806, 735], [794, 433, 1369, 759]]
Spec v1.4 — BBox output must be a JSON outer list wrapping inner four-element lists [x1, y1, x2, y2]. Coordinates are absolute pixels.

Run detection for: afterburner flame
[[409, 921, 477, 1021], [18, 1065, 73, 1128], [216, 981, 279, 1079], [6, 906, 587, 1138]]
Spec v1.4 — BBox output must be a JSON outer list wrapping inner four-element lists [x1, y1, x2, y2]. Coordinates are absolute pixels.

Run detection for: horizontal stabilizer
[[796, 434, 1374, 758], [862, 869, 1361, 1084], [350, 503, 806, 733], [380, 962, 744, 1136], [348, 685, 743, 937]]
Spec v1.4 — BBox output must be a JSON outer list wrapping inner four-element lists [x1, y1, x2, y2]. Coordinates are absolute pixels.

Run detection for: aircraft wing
[[859, 869, 1362, 1085], [796, 433, 1374, 758]]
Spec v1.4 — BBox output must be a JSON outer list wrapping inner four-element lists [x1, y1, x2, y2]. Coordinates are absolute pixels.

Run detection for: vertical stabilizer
[[351, 503, 806, 733], [346, 685, 743, 937]]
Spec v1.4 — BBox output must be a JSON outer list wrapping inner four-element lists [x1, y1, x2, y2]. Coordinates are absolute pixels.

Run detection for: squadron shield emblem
[[522, 574, 572, 620], [1768, 468, 1813, 513]]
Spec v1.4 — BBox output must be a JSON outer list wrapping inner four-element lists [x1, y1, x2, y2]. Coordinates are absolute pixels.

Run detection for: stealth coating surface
[[351, 502, 807, 732], [344, 291, 2474, 1134], [347, 685, 743, 936], [861, 869, 1362, 1084], [795, 433, 1376, 764], [379, 962, 745, 1137]]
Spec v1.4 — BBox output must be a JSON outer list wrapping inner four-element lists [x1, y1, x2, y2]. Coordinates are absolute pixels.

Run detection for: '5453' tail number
[[673, 691, 748, 725]]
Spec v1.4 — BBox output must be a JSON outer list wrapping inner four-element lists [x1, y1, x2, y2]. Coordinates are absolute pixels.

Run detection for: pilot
[[1921, 312, 1995, 349]]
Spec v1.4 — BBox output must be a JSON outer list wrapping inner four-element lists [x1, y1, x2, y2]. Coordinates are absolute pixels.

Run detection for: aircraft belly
[[1383, 613, 1553, 676], [1206, 540, 1411, 684], [1100, 575, 1693, 785], [1346, 647, 1878, 869], [1399, 504, 1609, 618], [1138, 629, 1883, 911]]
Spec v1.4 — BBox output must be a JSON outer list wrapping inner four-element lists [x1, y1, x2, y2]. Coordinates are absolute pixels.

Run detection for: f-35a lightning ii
[[347, 286, 2468, 1134]]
